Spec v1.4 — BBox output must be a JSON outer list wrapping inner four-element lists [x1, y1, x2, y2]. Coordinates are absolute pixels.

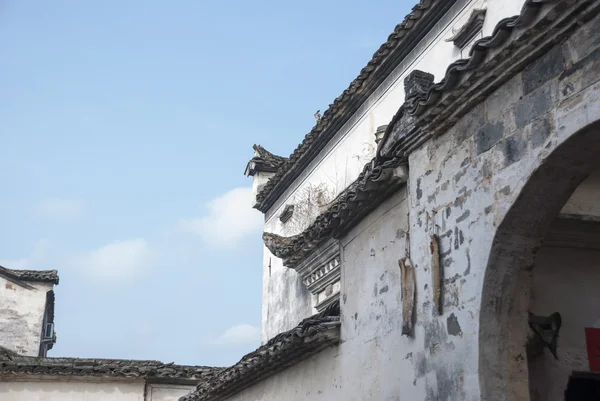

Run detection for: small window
[[279, 204, 295, 223]]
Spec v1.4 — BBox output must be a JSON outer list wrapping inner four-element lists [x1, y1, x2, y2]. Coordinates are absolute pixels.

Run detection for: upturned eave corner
[[244, 144, 287, 177]]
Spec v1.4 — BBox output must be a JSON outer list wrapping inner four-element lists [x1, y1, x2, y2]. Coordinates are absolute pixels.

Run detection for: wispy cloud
[[179, 187, 263, 248], [212, 324, 261, 347], [35, 198, 85, 220], [75, 238, 152, 281]]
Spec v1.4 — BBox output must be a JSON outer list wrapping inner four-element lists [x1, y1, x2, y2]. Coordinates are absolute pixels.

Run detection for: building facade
[[182, 0, 600, 400], [0, 267, 221, 401]]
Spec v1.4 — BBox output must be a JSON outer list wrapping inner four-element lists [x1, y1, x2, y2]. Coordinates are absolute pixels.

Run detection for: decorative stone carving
[[403, 70, 434, 102], [294, 239, 341, 312]]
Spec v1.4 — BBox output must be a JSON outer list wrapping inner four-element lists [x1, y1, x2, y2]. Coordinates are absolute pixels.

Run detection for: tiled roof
[[0, 265, 59, 285], [252, 0, 458, 213], [0, 346, 19, 361], [0, 355, 222, 382], [379, 0, 588, 160], [263, 158, 406, 268], [264, 0, 582, 268], [245, 145, 288, 176], [180, 302, 341, 401]]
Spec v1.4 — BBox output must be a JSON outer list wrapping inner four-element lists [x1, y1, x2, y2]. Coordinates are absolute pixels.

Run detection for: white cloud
[[36, 198, 85, 220], [213, 324, 261, 347], [179, 187, 263, 248], [76, 238, 151, 281]]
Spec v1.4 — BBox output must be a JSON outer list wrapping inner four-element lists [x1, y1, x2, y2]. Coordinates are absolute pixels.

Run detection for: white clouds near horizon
[[179, 187, 263, 248]]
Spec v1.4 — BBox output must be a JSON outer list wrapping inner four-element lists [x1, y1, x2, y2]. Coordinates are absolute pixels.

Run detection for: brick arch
[[478, 120, 600, 401]]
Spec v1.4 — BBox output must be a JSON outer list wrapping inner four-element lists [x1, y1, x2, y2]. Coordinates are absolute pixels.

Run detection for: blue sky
[[0, 0, 413, 366]]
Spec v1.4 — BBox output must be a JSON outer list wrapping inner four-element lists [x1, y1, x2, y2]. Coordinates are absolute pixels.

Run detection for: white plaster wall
[[0, 277, 52, 356], [528, 247, 600, 401], [229, 190, 418, 400], [259, 0, 527, 341], [147, 383, 198, 401], [0, 379, 145, 401]]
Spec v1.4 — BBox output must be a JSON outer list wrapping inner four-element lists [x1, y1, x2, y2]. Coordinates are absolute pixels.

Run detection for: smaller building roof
[[244, 144, 288, 176], [180, 302, 341, 401], [0, 265, 59, 285], [0, 354, 222, 383]]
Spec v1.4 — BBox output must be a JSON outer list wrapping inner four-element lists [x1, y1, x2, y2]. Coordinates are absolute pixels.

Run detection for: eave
[[253, 0, 458, 213], [181, 302, 341, 401]]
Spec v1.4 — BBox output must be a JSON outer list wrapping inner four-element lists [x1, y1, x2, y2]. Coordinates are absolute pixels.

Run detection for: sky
[[0, 0, 414, 367]]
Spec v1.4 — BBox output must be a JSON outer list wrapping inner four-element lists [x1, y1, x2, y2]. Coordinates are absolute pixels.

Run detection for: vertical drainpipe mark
[[268, 257, 272, 277]]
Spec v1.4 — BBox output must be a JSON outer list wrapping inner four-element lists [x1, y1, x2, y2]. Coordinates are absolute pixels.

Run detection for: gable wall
[[0, 276, 52, 356], [260, 0, 528, 342], [229, 6, 600, 399]]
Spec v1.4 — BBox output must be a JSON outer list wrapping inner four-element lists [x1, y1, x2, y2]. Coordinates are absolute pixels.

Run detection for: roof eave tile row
[[0, 265, 59, 285], [0, 356, 221, 381], [180, 302, 341, 401], [253, 0, 457, 213], [263, 159, 407, 268], [379, 0, 589, 161]]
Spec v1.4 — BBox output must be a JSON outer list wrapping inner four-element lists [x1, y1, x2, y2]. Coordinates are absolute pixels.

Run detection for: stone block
[[452, 103, 486, 146], [514, 84, 553, 129], [500, 132, 527, 167], [485, 74, 523, 122], [564, 13, 600, 64], [522, 45, 565, 96], [531, 115, 553, 149], [475, 121, 504, 155], [558, 47, 600, 103]]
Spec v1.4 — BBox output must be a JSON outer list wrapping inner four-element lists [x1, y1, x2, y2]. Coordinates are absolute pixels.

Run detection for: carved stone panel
[[294, 239, 341, 312]]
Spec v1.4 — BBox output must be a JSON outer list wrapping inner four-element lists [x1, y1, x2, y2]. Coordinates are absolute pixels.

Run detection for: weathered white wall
[[147, 383, 198, 401], [228, 190, 417, 400], [0, 277, 52, 356], [528, 247, 600, 401], [0, 379, 196, 401], [259, 0, 527, 341], [0, 379, 145, 401]]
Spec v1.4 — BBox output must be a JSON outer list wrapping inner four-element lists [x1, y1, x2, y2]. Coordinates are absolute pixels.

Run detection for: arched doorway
[[479, 121, 600, 401]]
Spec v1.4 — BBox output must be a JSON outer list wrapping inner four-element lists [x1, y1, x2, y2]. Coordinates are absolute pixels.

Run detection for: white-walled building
[[0, 266, 58, 357], [0, 267, 221, 401], [182, 0, 600, 400]]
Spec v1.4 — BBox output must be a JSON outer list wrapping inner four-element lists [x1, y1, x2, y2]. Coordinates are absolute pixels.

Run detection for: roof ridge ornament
[[404, 70, 435, 103], [244, 144, 288, 177]]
